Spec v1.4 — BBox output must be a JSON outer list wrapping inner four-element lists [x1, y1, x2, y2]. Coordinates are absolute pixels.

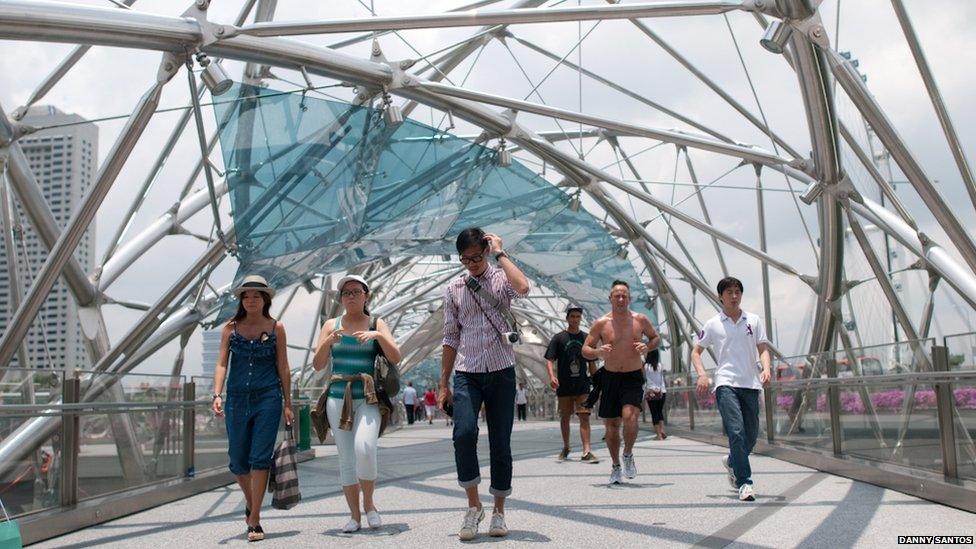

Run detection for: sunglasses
[[460, 254, 485, 265], [340, 289, 366, 298]]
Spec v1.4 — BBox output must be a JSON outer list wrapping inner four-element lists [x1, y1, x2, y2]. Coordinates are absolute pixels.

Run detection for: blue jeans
[[715, 385, 760, 487], [453, 368, 516, 497], [225, 385, 283, 475]]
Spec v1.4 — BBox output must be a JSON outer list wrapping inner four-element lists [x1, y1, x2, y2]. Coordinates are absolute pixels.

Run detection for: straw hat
[[232, 275, 275, 298]]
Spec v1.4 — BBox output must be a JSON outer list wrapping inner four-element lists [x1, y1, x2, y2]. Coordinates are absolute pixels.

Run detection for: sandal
[[247, 525, 265, 542]]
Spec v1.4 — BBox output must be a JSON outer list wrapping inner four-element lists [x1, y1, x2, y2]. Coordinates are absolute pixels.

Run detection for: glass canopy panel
[[212, 83, 655, 324]]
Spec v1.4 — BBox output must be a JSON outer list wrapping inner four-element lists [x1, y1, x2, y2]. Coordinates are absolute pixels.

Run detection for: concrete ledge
[[664, 427, 976, 514], [19, 449, 315, 546]]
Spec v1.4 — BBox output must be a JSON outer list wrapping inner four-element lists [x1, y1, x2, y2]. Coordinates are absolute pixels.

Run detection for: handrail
[[665, 370, 976, 393], [775, 337, 936, 364], [0, 399, 211, 417], [663, 345, 975, 484]]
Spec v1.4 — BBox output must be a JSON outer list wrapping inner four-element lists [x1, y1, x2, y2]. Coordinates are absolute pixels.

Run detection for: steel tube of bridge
[[890, 0, 976, 214], [786, 24, 844, 355], [415, 81, 788, 167], [235, 1, 748, 37], [0, 60, 176, 367], [826, 47, 976, 274], [0, 104, 98, 306], [850, 198, 976, 311], [97, 180, 228, 291]]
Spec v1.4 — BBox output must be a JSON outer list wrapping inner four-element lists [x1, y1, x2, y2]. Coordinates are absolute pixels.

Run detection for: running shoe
[[622, 453, 637, 479], [580, 451, 600, 463], [488, 511, 508, 537], [458, 506, 484, 541], [558, 448, 570, 461], [609, 464, 622, 484], [738, 483, 756, 501], [722, 455, 737, 489]]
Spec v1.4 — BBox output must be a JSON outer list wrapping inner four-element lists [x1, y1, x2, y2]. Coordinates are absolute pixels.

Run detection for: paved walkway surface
[[38, 420, 976, 548]]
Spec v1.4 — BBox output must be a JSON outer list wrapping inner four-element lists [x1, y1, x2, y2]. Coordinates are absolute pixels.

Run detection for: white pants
[[326, 397, 380, 486]]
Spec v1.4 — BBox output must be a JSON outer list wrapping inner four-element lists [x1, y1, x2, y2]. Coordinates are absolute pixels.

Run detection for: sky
[[1, 0, 975, 377]]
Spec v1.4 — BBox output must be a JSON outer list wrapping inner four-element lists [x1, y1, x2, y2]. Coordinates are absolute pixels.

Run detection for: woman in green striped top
[[313, 274, 401, 533]]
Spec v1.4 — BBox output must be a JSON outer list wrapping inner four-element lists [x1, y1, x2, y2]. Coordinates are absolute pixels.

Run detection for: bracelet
[[212, 393, 222, 401]]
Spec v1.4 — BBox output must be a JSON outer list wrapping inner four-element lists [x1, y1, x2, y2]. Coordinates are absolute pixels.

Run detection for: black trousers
[[405, 404, 415, 424], [517, 403, 527, 421], [647, 395, 666, 424]]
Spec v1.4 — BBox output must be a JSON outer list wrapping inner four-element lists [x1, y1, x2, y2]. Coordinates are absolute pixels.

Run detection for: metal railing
[[0, 372, 309, 523], [661, 343, 976, 510]]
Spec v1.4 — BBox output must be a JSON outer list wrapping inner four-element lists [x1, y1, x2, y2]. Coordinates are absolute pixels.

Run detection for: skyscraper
[[0, 105, 97, 370], [200, 329, 222, 378]]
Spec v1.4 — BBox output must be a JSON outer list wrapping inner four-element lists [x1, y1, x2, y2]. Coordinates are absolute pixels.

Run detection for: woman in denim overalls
[[212, 275, 294, 542]]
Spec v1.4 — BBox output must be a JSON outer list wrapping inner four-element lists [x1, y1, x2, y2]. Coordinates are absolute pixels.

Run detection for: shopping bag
[[268, 424, 301, 510], [0, 497, 22, 549]]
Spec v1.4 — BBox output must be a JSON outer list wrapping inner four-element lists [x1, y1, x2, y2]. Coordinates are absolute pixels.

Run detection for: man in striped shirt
[[439, 227, 530, 541]]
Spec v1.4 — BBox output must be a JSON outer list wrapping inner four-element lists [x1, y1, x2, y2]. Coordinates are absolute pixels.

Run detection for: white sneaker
[[366, 510, 382, 528], [342, 519, 361, 533], [488, 511, 508, 537], [738, 483, 755, 501], [622, 453, 637, 479], [722, 455, 737, 489], [609, 464, 622, 484], [458, 506, 484, 541]]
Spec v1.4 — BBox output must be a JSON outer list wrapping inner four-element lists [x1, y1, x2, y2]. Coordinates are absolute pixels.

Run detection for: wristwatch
[[211, 393, 222, 401], [495, 251, 508, 261]]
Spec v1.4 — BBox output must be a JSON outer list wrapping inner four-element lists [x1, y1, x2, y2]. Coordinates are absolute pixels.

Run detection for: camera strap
[[464, 275, 520, 339]]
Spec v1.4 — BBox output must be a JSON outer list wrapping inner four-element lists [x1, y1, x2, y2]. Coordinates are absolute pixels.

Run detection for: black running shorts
[[598, 369, 645, 419]]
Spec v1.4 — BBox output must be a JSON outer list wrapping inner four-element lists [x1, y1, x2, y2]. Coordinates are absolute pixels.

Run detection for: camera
[[501, 331, 522, 345]]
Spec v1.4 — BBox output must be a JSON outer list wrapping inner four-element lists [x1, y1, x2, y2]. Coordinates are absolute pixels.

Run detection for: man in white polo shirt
[[691, 276, 771, 502]]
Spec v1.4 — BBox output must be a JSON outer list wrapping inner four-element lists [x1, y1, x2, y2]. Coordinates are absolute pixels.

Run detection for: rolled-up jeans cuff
[[458, 475, 481, 488], [489, 486, 512, 498]]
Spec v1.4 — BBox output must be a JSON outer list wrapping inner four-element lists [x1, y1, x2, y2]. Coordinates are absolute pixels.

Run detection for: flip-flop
[[247, 525, 265, 542]]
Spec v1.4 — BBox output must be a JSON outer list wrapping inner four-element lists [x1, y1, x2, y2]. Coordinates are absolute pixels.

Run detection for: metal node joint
[[369, 40, 412, 92], [158, 52, 182, 84], [827, 175, 862, 203], [499, 110, 524, 140], [786, 9, 829, 49], [181, 0, 226, 47], [741, 0, 783, 17], [798, 273, 818, 290], [788, 157, 815, 177], [491, 27, 514, 41], [0, 120, 33, 147], [575, 177, 598, 192]]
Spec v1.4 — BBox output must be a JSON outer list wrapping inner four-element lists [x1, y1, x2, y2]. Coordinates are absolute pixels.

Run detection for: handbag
[[369, 316, 401, 398], [0, 497, 22, 549], [268, 424, 301, 510]]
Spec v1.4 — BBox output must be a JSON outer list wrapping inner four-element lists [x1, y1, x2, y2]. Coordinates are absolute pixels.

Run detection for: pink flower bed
[[775, 387, 976, 412]]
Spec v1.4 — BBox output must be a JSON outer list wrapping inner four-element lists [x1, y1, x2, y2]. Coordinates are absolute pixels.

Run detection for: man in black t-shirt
[[546, 306, 599, 462]]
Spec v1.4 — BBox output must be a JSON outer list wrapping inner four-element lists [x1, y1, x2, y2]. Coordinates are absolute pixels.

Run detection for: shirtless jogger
[[582, 280, 660, 484]]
